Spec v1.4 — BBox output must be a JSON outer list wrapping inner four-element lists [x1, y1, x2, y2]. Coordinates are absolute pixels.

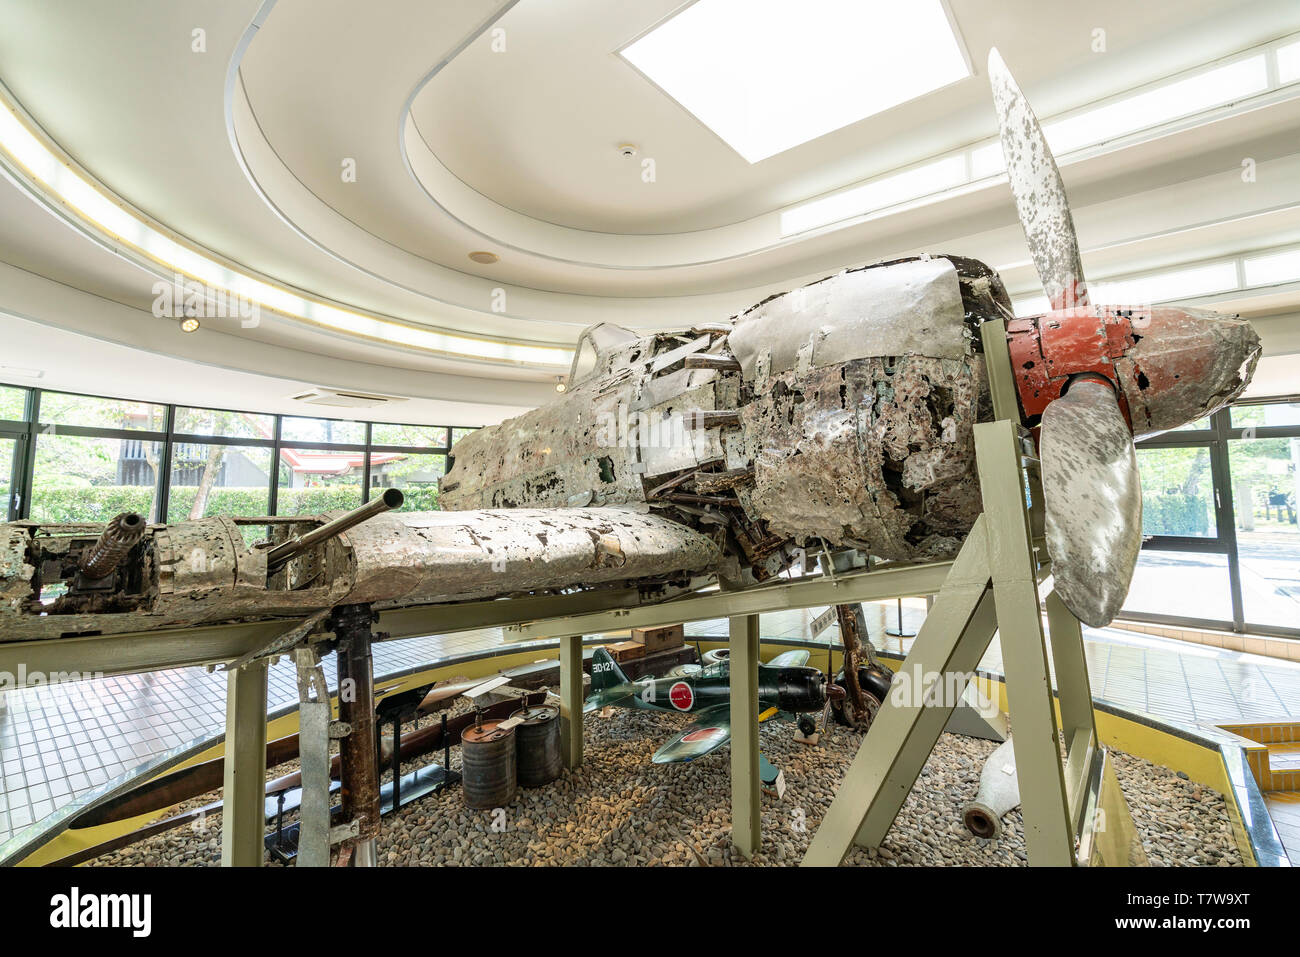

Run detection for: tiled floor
[[1270, 744, 1300, 771], [1, 598, 1298, 852], [1265, 792, 1300, 862]]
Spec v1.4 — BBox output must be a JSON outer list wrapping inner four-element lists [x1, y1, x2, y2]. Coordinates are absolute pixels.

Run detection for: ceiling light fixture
[[622, 0, 971, 163], [468, 251, 500, 264], [0, 83, 569, 368], [179, 317, 201, 333], [555, 376, 568, 394], [0, 364, 43, 379]]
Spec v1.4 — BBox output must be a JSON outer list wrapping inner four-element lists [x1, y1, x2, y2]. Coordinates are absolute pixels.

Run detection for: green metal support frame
[[559, 634, 584, 769], [729, 614, 761, 859], [220, 659, 269, 867]]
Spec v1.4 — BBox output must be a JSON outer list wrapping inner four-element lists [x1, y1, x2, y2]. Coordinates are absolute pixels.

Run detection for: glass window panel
[[0, 385, 28, 421], [173, 406, 274, 440], [1136, 446, 1217, 537], [1231, 402, 1300, 430], [1230, 437, 1300, 629], [167, 443, 272, 522], [369, 423, 448, 448], [451, 427, 478, 445], [30, 433, 162, 522], [275, 448, 363, 515], [279, 415, 365, 445], [1123, 549, 1233, 623], [1, 438, 15, 520], [369, 452, 444, 511], [38, 391, 166, 432]]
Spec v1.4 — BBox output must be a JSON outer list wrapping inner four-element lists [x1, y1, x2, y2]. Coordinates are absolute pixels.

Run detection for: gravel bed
[[92, 705, 1243, 867]]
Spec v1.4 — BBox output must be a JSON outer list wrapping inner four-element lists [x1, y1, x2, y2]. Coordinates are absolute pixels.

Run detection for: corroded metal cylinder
[[461, 719, 517, 809], [78, 512, 146, 579], [513, 705, 562, 788]]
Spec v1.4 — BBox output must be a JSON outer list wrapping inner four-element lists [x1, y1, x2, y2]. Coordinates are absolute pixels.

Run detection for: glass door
[[0, 436, 17, 521], [1125, 414, 1240, 630]]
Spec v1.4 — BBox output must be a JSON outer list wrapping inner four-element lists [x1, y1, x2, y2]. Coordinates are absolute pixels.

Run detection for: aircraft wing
[[583, 689, 635, 714], [0, 506, 723, 643], [651, 705, 732, 764], [767, 649, 810, 667]]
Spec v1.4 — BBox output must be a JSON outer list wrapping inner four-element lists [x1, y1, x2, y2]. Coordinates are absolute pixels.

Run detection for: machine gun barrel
[[265, 488, 404, 574], [78, 512, 146, 579]]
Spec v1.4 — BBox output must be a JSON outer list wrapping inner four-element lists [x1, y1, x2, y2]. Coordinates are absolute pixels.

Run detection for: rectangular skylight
[[1011, 261, 1241, 315], [1278, 39, 1300, 85], [1243, 248, 1300, 286], [1043, 55, 1268, 155], [621, 0, 970, 164]]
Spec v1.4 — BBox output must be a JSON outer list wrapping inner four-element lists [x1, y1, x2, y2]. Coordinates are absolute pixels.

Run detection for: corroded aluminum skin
[[989, 47, 1088, 311], [738, 355, 986, 560], [727, 258, 970, 378], [730, 258, 985, 559], [0, 508, 718, 640], [443, 256, 993, 571], [1039, 380, 1143, 628], [1112, 307, 1261, 436], [350, 507, 720, 606]]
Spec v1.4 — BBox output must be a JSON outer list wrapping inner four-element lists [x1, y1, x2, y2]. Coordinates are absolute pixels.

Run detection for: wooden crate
[[631, 624, 684, 655], [605, 640, 646, 663]]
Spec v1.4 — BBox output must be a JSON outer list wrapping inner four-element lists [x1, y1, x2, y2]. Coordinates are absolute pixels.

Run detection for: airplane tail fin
[[590, 646, 629, 693]]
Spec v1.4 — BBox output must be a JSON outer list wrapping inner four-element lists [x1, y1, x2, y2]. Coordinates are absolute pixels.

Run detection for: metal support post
[[292, 645, 331, 867], [729, 613, 761, 858], [802, 518, 996, 864], [333, 603, 380, 867], [976, 420, 1074, 865], [220, 658, 268, 867], [559, 634, 584, 769]]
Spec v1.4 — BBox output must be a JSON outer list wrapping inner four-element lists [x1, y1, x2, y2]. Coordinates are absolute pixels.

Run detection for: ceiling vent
[[289, 388, 408, 409]]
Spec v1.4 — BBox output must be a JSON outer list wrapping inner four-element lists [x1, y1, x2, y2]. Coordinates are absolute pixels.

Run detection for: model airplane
[[0, 50, 1260, 644], [584, 647, 834, 763]]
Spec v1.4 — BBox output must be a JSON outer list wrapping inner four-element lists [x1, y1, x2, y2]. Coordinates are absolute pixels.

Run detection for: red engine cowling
[[1006, 306, 1260, 438]]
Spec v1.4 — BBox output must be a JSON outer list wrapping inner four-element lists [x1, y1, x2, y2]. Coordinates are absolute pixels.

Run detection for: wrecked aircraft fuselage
[[442, 254, 1003, 583], [0, 251, 1258, 642]]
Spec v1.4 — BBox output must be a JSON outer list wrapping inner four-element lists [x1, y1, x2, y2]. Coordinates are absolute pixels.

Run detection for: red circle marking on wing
[[668, 681, 694, 711], [681, 727, 723, 744]]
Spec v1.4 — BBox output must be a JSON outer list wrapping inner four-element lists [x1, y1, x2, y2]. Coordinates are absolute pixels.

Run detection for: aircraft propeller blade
[[988, 47, 1090, 311], [1039, 378, 1143, 627]]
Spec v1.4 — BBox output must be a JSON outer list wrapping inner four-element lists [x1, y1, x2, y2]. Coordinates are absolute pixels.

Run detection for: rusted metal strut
[[332, 603, 382, 865]]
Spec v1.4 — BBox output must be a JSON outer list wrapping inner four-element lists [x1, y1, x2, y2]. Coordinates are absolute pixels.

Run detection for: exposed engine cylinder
[[78, 512, 146, 580]]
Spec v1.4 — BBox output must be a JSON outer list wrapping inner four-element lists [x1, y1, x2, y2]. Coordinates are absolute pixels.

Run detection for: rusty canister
[[460, 719, 517, 809], [514, 705, 562, 788]]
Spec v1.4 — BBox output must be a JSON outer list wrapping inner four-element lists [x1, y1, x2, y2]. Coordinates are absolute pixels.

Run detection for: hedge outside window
[[31, 434, 164, 523]]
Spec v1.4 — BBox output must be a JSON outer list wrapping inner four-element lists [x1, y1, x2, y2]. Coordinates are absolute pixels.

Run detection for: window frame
[[0, 384, 468, 525], [1127, 395, 1300, 638]]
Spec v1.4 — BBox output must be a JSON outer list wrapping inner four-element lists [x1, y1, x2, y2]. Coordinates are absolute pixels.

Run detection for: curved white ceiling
[[0, 0, 1298, 415]]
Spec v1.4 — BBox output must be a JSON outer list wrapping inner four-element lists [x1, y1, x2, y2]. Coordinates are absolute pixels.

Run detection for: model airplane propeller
[[0, 52, 1260, 645]]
